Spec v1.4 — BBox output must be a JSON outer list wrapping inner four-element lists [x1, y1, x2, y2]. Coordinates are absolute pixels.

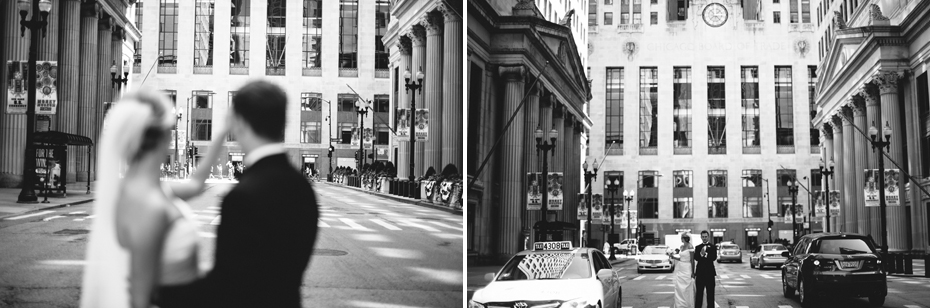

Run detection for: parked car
[[717, 244, 742, 263], [603, 239, 640, 256], [637, 245, 674, 273], [781, 233, 886, 307], [469, 241, 623, 308], [750, 243, 789, 269]]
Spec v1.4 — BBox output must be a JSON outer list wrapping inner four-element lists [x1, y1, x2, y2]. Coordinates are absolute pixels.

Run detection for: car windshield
[[643, 246, 668, 254], [721, 245, 739, 250], [495, 252, 592, 281], [812, 239, 875, 254], [762, 245, 787, 251]]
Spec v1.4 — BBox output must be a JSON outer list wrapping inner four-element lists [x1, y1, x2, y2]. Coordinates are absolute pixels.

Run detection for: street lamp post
[[605, 173, 620, 260], [582, 160, 598, 248], [623, 189, 635, 245], [788, 180, 799, 244], [819, 158, 836, 233], [869, 121, 892, 254], [355, 100, 370, 171], [328, 145, 335, 182], [535, 128, 558, 224], [16, 0, 53, 203], [403, 68, 424, 183], [175, 112, 182, 174], [109, 61, 129, 90]]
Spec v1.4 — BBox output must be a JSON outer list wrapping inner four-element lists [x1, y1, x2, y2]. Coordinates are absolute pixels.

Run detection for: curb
[[0, 198, 95, 220], [319, 181, 463, 216]]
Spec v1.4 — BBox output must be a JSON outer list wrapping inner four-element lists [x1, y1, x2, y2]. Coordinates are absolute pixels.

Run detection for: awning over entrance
[[32, 131, 93, 146]]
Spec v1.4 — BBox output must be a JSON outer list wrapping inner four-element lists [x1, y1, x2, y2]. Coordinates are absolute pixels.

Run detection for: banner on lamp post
[[577, 193, 588, 221], [6, 61, 26, 114], [592, 194, 603, 221], [35, 61, 57, 115], [864, 169, 880, 207], [621, 210, 638, 229], [527, 172, 543, 210], [829, 190, 841, 217], [415, 108, 428, 141], [547, 172, 563, 210], [395, 109, 410, 139], [814, 190, 826, 218], [883, 169, 901, 206], [350, 128, 360, 146], [362, 128, 373, 147]]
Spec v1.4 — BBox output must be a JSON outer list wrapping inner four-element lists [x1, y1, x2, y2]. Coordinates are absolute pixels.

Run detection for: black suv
[[781, 233, 886, 307]]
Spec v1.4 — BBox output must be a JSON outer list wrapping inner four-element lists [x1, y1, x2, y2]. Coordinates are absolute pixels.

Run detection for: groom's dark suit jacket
[[693, 242, 718, 278], [205, 154, 319, 308]]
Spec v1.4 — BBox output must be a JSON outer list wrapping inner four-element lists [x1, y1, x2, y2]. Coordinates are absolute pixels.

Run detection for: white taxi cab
[[468, 241, 623, 308]]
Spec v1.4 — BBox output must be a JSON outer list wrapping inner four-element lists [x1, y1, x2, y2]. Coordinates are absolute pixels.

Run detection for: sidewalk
[[0, 182, 97, 220], [319, 181, 463, 216]]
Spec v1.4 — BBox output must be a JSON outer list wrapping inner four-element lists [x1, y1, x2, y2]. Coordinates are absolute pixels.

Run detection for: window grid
[[673, 67, 691, 149], [605, 67, 623, 153], [374, 94, 390, 113], [741, 66, 760, 148], [774, 11, 781, 23], [650, 12, 657, 24], [708, 170, 727, 187], [194, 119, 212, 141], [230, 0, 251, 69], [708, 67, 726, 153], [134, 3, 143, 68], [301, 92, 323, 111], [588, 0, 598, 26], [339, 0, 359, 69], [158, 0, 179, 66], [809, 66, 819, 148], [673, 197, 693, 219], [743, 196, 763, 218], [673, 170, 692, 188], [192, 91, 213, 109], [375, 0, 390, 69], [801, 0, 811, 23], [300, 121, 321, 144], [775, 66, 794, 146], [266, 0, 286, 73], [708, 197, 728, 218], [303, 0, 323, 68], [741, 169, 763, 187], [790, 0, 799, 23], [227, 91, 237, 141], [639, 68, 658, 151], [604, 12, 613, 25], [638, 170, 659, 188], [639, 198, 658, 219], [193, 0, 214, 67]]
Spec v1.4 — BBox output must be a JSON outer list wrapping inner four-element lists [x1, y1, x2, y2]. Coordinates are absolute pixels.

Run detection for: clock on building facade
[[702, 3, 728, 27]]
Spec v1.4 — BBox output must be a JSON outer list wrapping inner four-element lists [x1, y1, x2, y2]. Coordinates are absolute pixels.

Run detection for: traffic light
[[768, 219, 774, 228]]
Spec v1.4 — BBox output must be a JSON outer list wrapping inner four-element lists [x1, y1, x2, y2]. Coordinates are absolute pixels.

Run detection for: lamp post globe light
[[403, 68, 424, 186], [355, 99, 370, 171], [623, 189, 635, 249], [787, 180, 799, 244], [16, 0, 53, 203], [819, 158, 836, 233], [868, 121, 892, 254], [582, 160, 598, 248], [110, 61, 129, 90], [605, 173, 620, 260]]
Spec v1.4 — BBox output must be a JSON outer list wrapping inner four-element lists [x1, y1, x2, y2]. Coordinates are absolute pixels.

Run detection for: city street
[[468, 253, 930, 308], [0, 181, 462, 307]]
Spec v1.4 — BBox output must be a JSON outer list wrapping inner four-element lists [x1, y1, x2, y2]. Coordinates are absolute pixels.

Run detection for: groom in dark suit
[[203, 81, 320, 307], [693, 230, 717, 308]]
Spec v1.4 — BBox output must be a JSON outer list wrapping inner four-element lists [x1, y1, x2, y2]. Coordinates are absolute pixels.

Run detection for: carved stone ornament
[[795, 39, 809, 58], [559, 9, 575, 26], [623, 40, 638, 61], [499, 66, 526, 81], [870, 4, 890, 21], [513, 0, 541, 18], [830, 114, 844, 133], [872, 70, 904, 94], [396, 38, 411, 55], [436, 3, 460, 21], [407, 26, 426, 46], [848, 96, 865, 116], [833, 11, 847, 30], [419, 13, 443, 34]]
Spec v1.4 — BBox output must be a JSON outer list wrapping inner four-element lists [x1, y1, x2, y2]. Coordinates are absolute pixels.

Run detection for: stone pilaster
[[76, 0, 99, 182], [523, 86, 541, 226], [851, 95, 871, 235], [873, 70, 910, 251], [0, 0, 31, 187], [408, 26, 426, 177], [395, 38, 411, 180], [111, 26, 124, 101], [419, 13, 442, 174], [831, 115, 845, 233], [40, 0, 60, 130], [497, 65, 526, 255], [572, 122, 583, 234], [863, 84, 883, 243], [58, 0, 81, 184], [840, 105, 858, 233], [93, 14, 111, 183], [439, 4, 462, 171], [562, 116, 576, 225]]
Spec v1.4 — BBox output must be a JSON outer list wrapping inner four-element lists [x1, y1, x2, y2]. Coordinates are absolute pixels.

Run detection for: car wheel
[[751, 262, 755, 269], [799, 277, 815, 307], [782, 273, 794, 298], [868, 295, 885, 307]]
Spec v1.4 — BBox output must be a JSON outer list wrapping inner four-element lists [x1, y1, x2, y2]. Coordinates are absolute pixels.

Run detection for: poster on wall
[[577, 193, 587, 221], [35, 61, 57, 115], [813, 190, 826, 218], [864, 169, 880, 207], [829, 190, 841, 216], [415, 108, 429, 141], [527, 172, 542, 210], [592, 194, 603, 221], [7, 61, 26, 114], [547, 172, 563, 210], [395, 109, 410, 139]]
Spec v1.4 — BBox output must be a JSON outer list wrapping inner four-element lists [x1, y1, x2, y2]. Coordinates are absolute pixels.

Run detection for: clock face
[[702, 3, 728, 27]]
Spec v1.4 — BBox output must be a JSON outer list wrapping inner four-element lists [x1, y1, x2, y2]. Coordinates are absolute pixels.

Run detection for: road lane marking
[[904, 305, 922, 308], [397, 220, 440, 232], [656, 275, 666, 280], [85, 215, 95, 219], [633, 276, 645, 280], [740, 274, 751, 279], [719, 274, 729, 279], [37, 260, 86, 266], [370, 219, 402, 230], [198, 209, 220, 214], [198, 232, 216, 238], [735, 306, 749, 308], [653, 292, 674, 294], [42, 215, 65, 221], [321, 212, 343, 217], [339, 218, 372, 231], [778, 306, 794, 308], [317, 220, 331, 227], [69, 211, 86, 214], [5, 210, 55, 220], [728, 295, 764, 297], [207, 206, 220, 210], [761, 274, 775, 279], [429, 221, 462, 231], [210, 216, 221, 225]]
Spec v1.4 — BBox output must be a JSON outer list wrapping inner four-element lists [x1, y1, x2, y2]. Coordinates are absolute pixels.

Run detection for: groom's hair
[[232, 80, 287, 142], [701, 230, 710, 236]]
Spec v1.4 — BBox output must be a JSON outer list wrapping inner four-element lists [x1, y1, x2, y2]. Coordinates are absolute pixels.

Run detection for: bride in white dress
[[669, 233, 696, 308]]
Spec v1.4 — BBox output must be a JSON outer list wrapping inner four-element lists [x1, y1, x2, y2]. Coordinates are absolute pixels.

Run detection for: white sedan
[[469, 241, 623, 308], [637, 245, 674, 273]]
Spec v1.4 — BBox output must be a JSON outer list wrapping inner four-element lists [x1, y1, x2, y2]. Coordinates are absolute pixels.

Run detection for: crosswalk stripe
[[397, 220, 440, 232], [42, 215, 65, 221], [339, 218, 372, 231], [198, 231, 216, 238], [633, 276, 645, 280], [428, 221, 462, 231], [69, 211, 86, 214], [318, 221, 330, 228], [210, 216, 221, 225], [761, 274, 774, 279], [322, 212, 342, 217], [779, 305, 794, 308], [735, 306, 749, 308], [720, 275, 729, 279], [370, 219, 402, 230], [85, 215, 95, 219], [5, 210, 55, 220], [740, 275, 751, 279], [656, 275, 666, 280], [905, 305, 923, 308]]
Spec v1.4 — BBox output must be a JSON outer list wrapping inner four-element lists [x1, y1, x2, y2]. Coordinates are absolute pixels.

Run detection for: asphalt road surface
[[0, 181, 463, 307]]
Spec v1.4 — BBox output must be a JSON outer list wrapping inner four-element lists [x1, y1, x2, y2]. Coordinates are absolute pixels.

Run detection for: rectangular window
[[741, 169, 764, 218], [300, 121, 321, 143], [339, 0, 359, 69], [374, 0, 390, 69], [743, 196, 763, 218], [777, 169, 797, 217], [301, 92, 322, 111], [603, 171, 623, 212], [633, 0, 642, 24], [774, 11, 781, 23], [230, 0, 251, 70], [621, 13, 630, 24], [303, 0, 323, 68], [639, 198, 658, 219], [673, 67, 692, 150], [193, 0, 214, 68], [192, 91, 213, 108], [589, 0, 598, 26], [605, 0, 613, 4], [376, 125, 390, 145], [790, 0, 799, 23], [605, 67, 624, 153], [708, 197, 728, 218], [337, 94, 356, 112], [808, 66, 819, 148], [227, 91, 237, 141], [374, 94, 390, 113], [159, 0, 179, 67], [638, 170, 659, 219], [708, 170, 727, 187], [639, 171, 659, 188], [741, 66, 760, 149], [776, 66, 794, 146], [134, 3, 144, 68], [339, 123, 356, 144], [650, 12, 657, 24], [163, 90, 177, 107], [673, 197, 693, 218], [743, 0, 760, 20], [708, 67, 726, 153], [266, 0, 286, 74], [801, 0, 811, 23], [633, 12, 642, 24], [604, 12, 613, 25], [639, 68, 658, 152], [194, 119, 212, 141], [674, 170, 693, 188]]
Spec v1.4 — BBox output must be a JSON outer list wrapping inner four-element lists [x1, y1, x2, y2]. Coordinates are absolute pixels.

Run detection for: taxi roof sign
[[533, 241, 572, 251]]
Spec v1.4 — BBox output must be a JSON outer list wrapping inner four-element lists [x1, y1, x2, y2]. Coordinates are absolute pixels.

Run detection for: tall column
[[841, 105, 858, 233], [864, 84, 883, 243], [408, 26, 426, 177], [111, 27, 124, 101], [906, 73, 929, 252], [831, 116, 845, 232], [439, 4, 462, 171], [419, 12, 442, 174], [395, 39, 411, 180], [0, 0, 31, 187], [523, 86, 541, 227], [40, 0, 60, 130], [551, 105, 566, 222], [497, 66, 526, 255], [58, 0, 81, 184], [93, 15, 111, 183], [572, 122, 583, 239], [76, 1, 99, 182], [563, 117, 577, 227], [874, 70, 910, 251], [851, 96, 871, 235]]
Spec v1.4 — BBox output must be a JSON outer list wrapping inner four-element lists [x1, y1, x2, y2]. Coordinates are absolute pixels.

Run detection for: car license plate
[[841, 261, 859, 268]]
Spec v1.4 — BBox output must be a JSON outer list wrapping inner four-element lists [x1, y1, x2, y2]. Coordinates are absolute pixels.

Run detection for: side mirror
[[484, 273, 495, 282], [596, 268, 614, 281], [781, 251, 791, 258]]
